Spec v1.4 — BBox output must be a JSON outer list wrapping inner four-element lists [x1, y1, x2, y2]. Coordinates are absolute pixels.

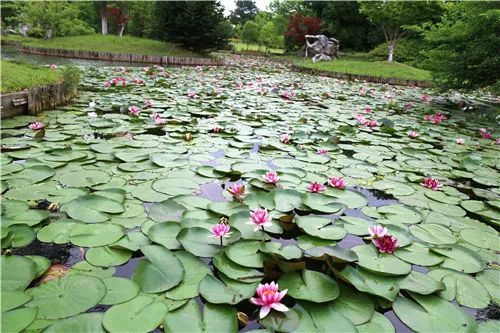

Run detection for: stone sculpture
[[303, 35, 340, 62]]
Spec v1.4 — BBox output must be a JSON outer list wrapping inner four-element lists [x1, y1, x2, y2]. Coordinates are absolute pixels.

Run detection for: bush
[[58, 20, 94, 37], [27, 26, 45, 38], [369, 38, 427, 66]]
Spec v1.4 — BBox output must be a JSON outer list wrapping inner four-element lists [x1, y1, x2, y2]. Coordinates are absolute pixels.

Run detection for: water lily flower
[[421, 176, 442, 190], [128, 106, 141, 116], [328, 177, 346, 189], [355, 114, 367, 124], [154, 117, 165, 125], [364, 106, 372, 113], [279, 133, 291, 144], [144, 100, 153, 108], [373, 235, 399, 254], [365, 120, 378, 127], [250, 282, 288, 319], [28, 122, 44, 131], [212, 127, 221, 133], [50, 64, 57, 69], [404, 103, 413, 110], [368, 225, 388, 239], [143, 67, 150, 72], [263, 171, 279, 184], [103, 81, 111, 88], [420, 94, 432, 104], [87, 112, 98, 118], [280, 91, 295, 99], [132, 78, 144, 85], [407, 130, 418, 138], [210, 222, 231, 246], [307, 182, 326, 193], [456, 138, 465, 144], [317, 148, 328, 155], [188, 91, 198, 98], [227, 183, 246, 198], [481, 131, 492, 139], [247, 208, 272, 231]]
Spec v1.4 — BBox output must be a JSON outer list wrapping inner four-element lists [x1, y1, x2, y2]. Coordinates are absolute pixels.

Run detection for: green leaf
[[69, 224, 124, 247], [1, 255, 37, 291], [102, 295, 167, 333], [26, 275, 106, 319], [353, 244, 412, 276], [213, 252, 264, 283], [44, 313, 105, 333], [132, 245, 184, 293], [279, 269, 339, 303], [85, 246, 132, 267], [293, 302, 357, 333], [100, 277, 140, 305], [393, 293, 477, 332], [163, 299, 237, 333], [1, 307, 38, 333]]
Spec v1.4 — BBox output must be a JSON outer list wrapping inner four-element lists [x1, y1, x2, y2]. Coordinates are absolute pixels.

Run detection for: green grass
[[231, 41, 284, 55], [0, 60, 63, 93], [291, 54, 430, 81], [2, 34, 202, 58]]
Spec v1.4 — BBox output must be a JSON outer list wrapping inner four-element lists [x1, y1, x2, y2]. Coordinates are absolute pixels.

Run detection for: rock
[[304, 35, 340, 62]]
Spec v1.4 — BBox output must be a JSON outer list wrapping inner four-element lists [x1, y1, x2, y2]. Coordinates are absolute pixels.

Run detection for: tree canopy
[[229, 0, 258, 25]]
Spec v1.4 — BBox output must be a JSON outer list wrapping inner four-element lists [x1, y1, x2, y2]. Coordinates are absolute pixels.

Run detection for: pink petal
[[259, 306, 271, 319], [271, 303, 289, 312], [250, 297, 264, 306]]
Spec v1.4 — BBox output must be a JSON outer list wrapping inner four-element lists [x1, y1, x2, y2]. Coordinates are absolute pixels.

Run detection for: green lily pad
[[279, 269, 339, 303]]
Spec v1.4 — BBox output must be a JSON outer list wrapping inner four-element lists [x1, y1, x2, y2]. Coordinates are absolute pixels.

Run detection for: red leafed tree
[[106, 5, 129, 36], [286, 13, 321, 44]]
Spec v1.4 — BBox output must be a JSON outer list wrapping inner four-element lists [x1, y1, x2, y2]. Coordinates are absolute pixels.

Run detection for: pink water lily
[[420, 94, 432, 104], [128, 106, 141, 116], [365, 120, 378, 127], [279, 133, 291, 144], [227, 183, 246, 198], [373, 235, 399, 254], [132, 78, 145, 84], [456, 138, 465, 144], [328, 177, 346, 189], [407, 130, 418, 138], [28, 122, 44, 131], [421, 177, 442, 190], [368, 225, 388, 239], [481, 131, 492, 139], [424, 112, 447, 124], [495, 138, 500, 145], [50, 64, 57, 69], [263, 171, 279, 184], [317, 148, 328, 155], [247, 208, 272, 231], [307, 182, 326, 193], [364, 106, 372, 113], [404, 102, 413, 110], [211, 223, 232, 238], [188, 91, 198, 98], [355, 114, 367, 124], [250, 282, 288, 319], [280, 91, 295, 99], [144, 100, 153, 108], [212, 127, 221, 133]]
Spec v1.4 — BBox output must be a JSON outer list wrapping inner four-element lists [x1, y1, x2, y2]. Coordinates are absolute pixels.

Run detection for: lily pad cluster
[[1, 59, 499, 333]]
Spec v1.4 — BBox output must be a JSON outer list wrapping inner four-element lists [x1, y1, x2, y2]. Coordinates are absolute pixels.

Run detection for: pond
[[1, 53, 499, 333]]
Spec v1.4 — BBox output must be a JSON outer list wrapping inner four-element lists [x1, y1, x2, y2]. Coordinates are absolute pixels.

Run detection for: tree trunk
[[387, 42, 396, 62], [118, 24, 125, 37], [100, 2, 108, 35]]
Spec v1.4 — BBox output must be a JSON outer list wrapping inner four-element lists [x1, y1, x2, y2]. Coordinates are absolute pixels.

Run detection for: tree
[[310, 1, 381, 51], [98, 1, 108, 35], [286, 13, 321, 45], [229, 1, 258, 25], [5, 1, 94, 38], [240, 20, 259, 48], [155, 1, 230, 52], [359, 1, 442, 61], [259, 21, 279, 50], [418, 2, 500, 91]]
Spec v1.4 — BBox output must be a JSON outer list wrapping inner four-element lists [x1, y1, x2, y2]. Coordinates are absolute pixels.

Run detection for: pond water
[[1, 51, 499, 332]]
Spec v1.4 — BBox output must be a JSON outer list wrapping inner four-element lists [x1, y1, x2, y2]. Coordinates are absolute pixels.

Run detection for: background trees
[[154, 1, 230, 52], [359, 1, 442, 62], [229, 1, 258, 26]]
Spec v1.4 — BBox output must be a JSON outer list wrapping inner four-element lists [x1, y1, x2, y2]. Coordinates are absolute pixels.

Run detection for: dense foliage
[[229, 0, 258, 25], [154, 1, 230, 52], [285, 13, 322, 48], [418, 2, 500, 91]]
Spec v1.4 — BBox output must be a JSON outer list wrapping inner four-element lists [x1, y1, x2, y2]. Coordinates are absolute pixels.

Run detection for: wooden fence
[[1, 81, 77, 118], [291, 65, 431, 87], [11, 43, 224, 66]]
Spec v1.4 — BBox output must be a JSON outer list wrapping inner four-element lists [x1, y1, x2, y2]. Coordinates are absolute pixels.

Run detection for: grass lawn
[[0, 60, 64, 93], [2, 34, 202, 58], [291, 54, 431, 81], [231, 41, 284, 55]]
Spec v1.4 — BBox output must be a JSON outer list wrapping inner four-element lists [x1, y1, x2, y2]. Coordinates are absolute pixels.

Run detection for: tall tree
[[418, 2, 500, 90], [229, 0, 258, 25], [155, 1, 230, 52], [98, 1, 108, 35], [359, 0, 441, 61], [286, 13, 321, 45], [240, 20, 259, 48]]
